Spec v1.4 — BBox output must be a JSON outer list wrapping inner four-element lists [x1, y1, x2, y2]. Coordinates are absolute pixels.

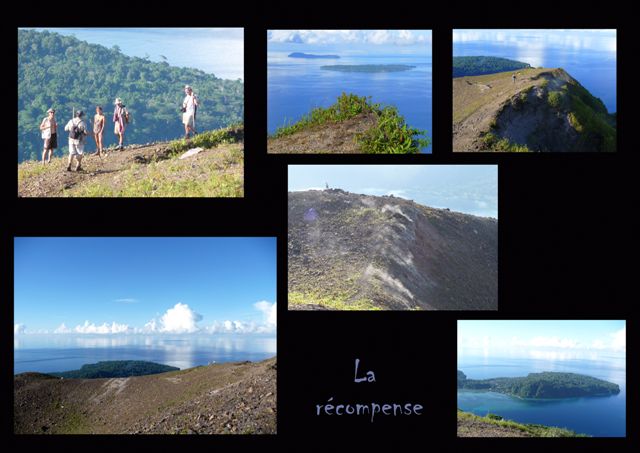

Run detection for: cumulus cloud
[[74, 321, 132, 334], [207, 301, 277, 335], [14, 324, 26, 335], [158, 302, 202, 333], [269, 30, 429, 46], [54, 323, 71, 334]]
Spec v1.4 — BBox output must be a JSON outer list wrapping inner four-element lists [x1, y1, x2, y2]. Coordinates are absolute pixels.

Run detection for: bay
[[457, 354, 626, 437]]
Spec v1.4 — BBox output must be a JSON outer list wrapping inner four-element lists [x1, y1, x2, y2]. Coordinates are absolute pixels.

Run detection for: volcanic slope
[[453, 67, 615, 152], [288, 189, 497, 310], [14, 358, 276, 434]]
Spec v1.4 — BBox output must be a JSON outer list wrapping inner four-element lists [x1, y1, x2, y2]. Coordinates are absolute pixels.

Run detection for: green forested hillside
[[453, 56, 531, 77], [457, 370, 620, 398], [50, 361, 179, 378], [18, 29, 243, 162]]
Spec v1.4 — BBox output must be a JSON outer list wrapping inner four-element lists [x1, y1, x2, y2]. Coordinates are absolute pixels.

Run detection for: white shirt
[[183, 93, 198, 114]]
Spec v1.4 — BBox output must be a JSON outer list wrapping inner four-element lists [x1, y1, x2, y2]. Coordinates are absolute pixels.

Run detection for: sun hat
[[114, 98, 122, 105], [76, 110, 84, 117], [47, 108, 55, 113], [184, 85, 192, 90]]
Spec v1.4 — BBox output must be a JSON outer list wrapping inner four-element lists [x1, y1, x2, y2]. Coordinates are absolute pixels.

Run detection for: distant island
[[288, 52, 340, 59], [50, 360, 179, 379], [453, 56, 531, 77], [457, 370, 620, 398], [321, 64, 416, 73]]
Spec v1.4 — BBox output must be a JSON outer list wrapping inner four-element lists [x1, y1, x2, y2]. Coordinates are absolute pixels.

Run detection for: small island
[[321, 64, 416, 73], [453, 56, 531, 77], [457, 370, 620, 399], [50, 360, 179, 379], [288, 52, 340, 59]]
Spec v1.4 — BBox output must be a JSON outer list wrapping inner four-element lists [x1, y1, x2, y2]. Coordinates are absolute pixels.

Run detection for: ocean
[[453, 30, 616, 113], [268, 53, 433, 152], [14, 335, 276, 374], [457, 354, 626, 437]]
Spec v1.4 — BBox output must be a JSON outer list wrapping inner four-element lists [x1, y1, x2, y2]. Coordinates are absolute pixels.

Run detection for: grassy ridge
[[457, 409, 589, 437], [271, 92, 429, 153]]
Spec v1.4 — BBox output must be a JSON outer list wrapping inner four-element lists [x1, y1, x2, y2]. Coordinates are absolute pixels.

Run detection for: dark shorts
[[44, 133, 58, 150]]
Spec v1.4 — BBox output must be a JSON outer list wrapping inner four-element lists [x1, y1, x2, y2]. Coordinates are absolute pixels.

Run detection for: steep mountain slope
[[14, 357, 276, 434], [288, 190, 497, 310], [18, 127, 244, 197], [453, 68, 615, 152]]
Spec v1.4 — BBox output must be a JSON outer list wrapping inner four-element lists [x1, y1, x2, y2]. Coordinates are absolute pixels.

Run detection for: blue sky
[[458, 320, 626, 358], [28, 28, 244, 80], [14, 237, 276, 335], [268, 30, 432, 56], [288, 165, 497, 218]]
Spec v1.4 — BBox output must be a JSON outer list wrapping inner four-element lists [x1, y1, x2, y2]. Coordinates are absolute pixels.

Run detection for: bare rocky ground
[[267, 113, 377, 153], [288, 189, 497, 310], [18, 140, 243, 197], [453, 68, 574, 151], [14, 357, 276, 434], [457, 415, 530, 437]]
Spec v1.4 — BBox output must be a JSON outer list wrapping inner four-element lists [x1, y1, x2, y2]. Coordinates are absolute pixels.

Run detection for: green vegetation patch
[[482, 132, 530, 152], [288, 291, 382, 311], [272, 92, 429, 153], [547, 90, 565, 108], [51, 360, 179, 378], [457, 409, 588, 437], [564, 83, 616, 152], [167, 124, 243, 156]]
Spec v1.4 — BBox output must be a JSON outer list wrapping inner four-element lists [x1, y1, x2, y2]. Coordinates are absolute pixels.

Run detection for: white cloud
[[14, 324, 26, 335], [254, 301, 277, 327], [207, 301, 277, 335], [268, 30, 429, 46], [153, 302, 203, 333], [54, 323, 71, 334], [74, 320, 132, 334], [115, 298, 138, 304], [610, 326, 626, 351]]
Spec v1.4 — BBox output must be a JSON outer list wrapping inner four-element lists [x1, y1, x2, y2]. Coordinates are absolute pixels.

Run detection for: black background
[[4, 2, 638, 451]]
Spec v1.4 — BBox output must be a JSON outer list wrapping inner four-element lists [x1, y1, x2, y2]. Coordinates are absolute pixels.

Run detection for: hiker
[[93, 105, 105, 156], [182, 85, 198, 139], [325, 182, 329, 189], [64, 110, 88, 172], [512, 73, 516, 84], [113, 98, 129, 150], [39, 108, 57, 164]]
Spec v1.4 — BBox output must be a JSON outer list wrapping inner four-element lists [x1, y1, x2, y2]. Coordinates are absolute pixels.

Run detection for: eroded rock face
[[288, 190, 497, 310]]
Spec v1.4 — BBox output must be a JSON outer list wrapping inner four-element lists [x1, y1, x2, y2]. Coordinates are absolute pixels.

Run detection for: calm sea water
[[453, 30, 616, 113], [268, 53, 432, 152], [457, 355, 626, 437], [14, 335, 276, 374]]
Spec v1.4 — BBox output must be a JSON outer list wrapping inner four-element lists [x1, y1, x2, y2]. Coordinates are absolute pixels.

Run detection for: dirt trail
[[453, 68, 553, 151]]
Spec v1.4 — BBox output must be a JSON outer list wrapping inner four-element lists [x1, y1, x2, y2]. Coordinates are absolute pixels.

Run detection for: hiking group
[[38, 85, 198, 170]]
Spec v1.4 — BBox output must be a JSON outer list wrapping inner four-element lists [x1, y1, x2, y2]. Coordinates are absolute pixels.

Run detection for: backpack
[[124, 109, 130, 124], [69, 120, 84, 140]]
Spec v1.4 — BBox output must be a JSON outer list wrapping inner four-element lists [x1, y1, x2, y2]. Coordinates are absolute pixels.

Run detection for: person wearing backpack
[[113, 97, 129, 150], [39, 108, 57, 164], [182, 85, 198, 140], [64, 110, 88, 172]]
